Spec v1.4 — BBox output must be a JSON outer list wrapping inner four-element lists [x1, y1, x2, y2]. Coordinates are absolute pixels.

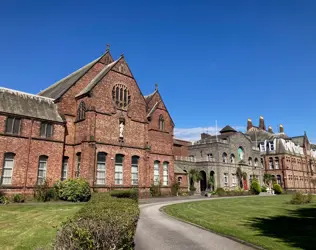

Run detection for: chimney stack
[[268, 126, 273, 133], [279, 124, 284, 133], [247, 118, 253, 131], [259, 116, 266, 130]]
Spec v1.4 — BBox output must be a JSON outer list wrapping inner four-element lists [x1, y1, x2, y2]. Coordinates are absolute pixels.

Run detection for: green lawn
[[0, 203, 83, 250], [163, 195, 316, 250]]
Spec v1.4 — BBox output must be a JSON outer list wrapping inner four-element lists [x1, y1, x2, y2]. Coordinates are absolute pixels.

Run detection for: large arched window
[[96, 152, 106, 185], [77, 101, 86, 121], [61, 157, 68, 181], [154, 160, 160, 185], [37, 155, 48, 184], [238, 147, 244, 160], [230, 154, 235, 163], [131, 156, 139, 185], [222, 152, 227, 163], [115, 154, 124, 185], [159, 115, 165, 131], [112, 84, 131, 109], [163, 161, 169, 186], [1, 152, 15, 185]]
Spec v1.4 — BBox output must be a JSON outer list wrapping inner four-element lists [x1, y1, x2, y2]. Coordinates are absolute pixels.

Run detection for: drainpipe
[[24, 119, 34, 191]]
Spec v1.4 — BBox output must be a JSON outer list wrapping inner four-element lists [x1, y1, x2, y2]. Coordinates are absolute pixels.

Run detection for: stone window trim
[[1, 152, 15, 185], [95, 152, 107, 185], [163, 161, 169, 186], [230, 154, 235, 164], [159, 115, 165, 131], [154, 160, 160, 185], [40, 122, 53, 138], [115, 154, 124, 185], [5, 116, 21, 135], [131, 155, 139, 186], [112, 84, 131, 110], [224, 173, 228, 186], [37, 155, 48, 185], [222, 152, 227, 163], [61, 156, 68, 181], [77, 101, 86, 121]]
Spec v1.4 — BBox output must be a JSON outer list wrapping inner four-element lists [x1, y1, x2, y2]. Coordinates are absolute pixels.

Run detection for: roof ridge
[[0, 87, 55, 102]]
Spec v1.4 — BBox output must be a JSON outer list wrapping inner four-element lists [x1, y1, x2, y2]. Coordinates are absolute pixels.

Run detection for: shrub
[[150, 183, 161, 197], [54, 193, 140, 250], [110, 189, 139, 201], [57, 178, 91, 202], [215, 188, 226, 196], [34, 179, 52, 202], [13, 193, 24, 203], [171, 182, 180, 196], [250, 180, 261, 195], [291, 192, 305, 204], [261, 185, 267, 192], [306, 193, 313, 203], [273, 184, 283, 194]]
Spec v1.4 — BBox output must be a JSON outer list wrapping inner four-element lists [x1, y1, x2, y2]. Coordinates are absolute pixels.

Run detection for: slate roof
[[291, 136, 305, 147], [0, 87, 63, 122], [174, 165, 187, 174], [144, 90, 157, 104], [246, 127, 274, 142], [220, 125, 237, 134], [311, 144, 316, 150], [38, 55, 103, 100]]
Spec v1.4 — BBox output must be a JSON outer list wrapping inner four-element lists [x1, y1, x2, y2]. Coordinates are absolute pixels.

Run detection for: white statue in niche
[[119, 122, 124, 138]]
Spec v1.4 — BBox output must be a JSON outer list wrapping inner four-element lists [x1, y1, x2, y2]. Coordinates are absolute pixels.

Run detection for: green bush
[[54, 193, 139, 250], [34, 179, 52, 202], [291, 192, 305, 204], [215, 188, 226, 196], [250, 180, 261, 195], [13, 193, 24, 203], [110, 189, 139, 201], [273, 184, 283, 194], [171, 182, 180, 196], [306, 193, 313, 203], [150, 183, 162, 197], [57, 178, 91, 202], [261, 185, 267, 192]]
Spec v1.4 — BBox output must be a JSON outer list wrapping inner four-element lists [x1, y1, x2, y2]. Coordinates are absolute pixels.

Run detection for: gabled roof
[[291, 136, 305, 147], [220, 125, 237, 134], [0, 87, 63, 122], [38, 51, 112, 100], [174, 165, 187, 174], [144, 90, 157, 104]]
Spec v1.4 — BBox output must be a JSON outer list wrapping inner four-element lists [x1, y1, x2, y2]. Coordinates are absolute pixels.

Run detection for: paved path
[[135, 197, 254, 250]]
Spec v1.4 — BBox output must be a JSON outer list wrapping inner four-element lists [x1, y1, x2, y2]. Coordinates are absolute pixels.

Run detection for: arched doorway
[[200, 171, 207, 192], [209, 171, 215, 191]]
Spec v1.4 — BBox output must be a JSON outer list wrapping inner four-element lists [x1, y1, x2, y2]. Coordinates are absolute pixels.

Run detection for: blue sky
[[1, 1, 316, 141]]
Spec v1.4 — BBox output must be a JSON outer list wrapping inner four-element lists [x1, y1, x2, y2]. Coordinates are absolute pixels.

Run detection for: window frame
[[40, 122, 53, 138], [114, 154, 124, 185], [224, 173, 228, 186], [75, 153, 81, 178], [1, 152, 15, 185], [131, 156, 139, 185], [61, 157, 68, 181], [96, 152, 106, 185], [163, 161, 169, 186], [5, 117, 21, 135], [77, 101, 86, 121], [37, 155, 48, 185], [159, 115, 165, 131], [154, 160, 160, 185]]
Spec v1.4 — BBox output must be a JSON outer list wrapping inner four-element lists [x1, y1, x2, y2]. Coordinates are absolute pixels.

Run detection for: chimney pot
[[247, 118, 253, 131], [268, 126, 273, 133], [259, 116, 266, 130], [280, 124, 284, 133]]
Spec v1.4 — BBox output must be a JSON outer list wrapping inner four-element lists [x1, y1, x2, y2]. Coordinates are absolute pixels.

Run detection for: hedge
[[55, 178, 91, 202], [109, 189, 139, 202], [273, 183, 283, 195], [54, 193, 139, 250]]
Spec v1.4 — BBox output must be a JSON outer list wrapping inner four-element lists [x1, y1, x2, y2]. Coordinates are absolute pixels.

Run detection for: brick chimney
[[268, 126, 273, 133], [247, 118, 253, 131], [279, 124, 284, 133], [259, 116, 266, 130]]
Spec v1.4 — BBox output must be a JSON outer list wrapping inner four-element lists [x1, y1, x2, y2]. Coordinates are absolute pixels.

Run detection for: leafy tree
[[189, 169, 203, 191], [208, 174, 215, 191], [263, 173, 274, 188]]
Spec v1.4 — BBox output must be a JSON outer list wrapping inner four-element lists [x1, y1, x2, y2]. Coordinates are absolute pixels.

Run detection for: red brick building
[[0, 50, 175, 196]]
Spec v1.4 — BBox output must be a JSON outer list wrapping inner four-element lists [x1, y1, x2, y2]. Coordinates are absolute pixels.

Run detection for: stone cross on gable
[[155, 83, 158, 90], [106, 44, 110, 52]]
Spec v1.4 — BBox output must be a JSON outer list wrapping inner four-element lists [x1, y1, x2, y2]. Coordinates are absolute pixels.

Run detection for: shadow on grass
[[249, 205, 316, 250]]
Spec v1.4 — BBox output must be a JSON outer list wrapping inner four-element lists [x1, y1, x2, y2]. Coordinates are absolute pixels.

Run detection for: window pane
[[6, 118, 13, 133], [97, 152, 106, 162], [115, 154, 123, 163], [132, 156, 139, 165], [40, 123, 46, 137], [47, 124, 53, 137], [61, 158, 68, 181], [13, 118, 21, 134]]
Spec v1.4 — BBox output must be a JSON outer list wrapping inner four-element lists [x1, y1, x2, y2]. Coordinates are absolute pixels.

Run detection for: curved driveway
[[135, 198, 254, 250]]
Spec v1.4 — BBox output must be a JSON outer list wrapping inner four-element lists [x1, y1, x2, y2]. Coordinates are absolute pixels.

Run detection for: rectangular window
[[154, 161, 160, 185], [224, 173, 228, 186], [115, 154, 123, 185], [96, 152, 106, 185], [5, 117, 21, 135], [75, 153, 81, 177], [260, 143, 265, 152], [40, 122, 53, 138], [61, 157, 68, 181], [37, 156, 48, 184], [1, 153, 15, 185], [163, 162, 169, 186], [269, 142, 275, 151], [231, 173, 236, 187], [131, 156, 139, 185]]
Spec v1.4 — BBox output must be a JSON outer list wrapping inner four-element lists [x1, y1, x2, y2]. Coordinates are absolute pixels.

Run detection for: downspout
[[92, 110, 97, 188], [24, 119, 34, 191], [281, 156, 286, 191]]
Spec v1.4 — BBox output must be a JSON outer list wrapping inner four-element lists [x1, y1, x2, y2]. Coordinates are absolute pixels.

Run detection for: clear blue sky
[[1, 1, 316, 141]]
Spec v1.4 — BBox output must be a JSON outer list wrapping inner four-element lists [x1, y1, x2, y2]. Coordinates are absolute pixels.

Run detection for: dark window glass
[[47, 124, 53, 137], [6, 117, 21, 135], [115, 154, 124, 164], [5, 118, 13, 133], [132, 156, 139, 165], [40, 122, 53, 138], [40, 123, 46, 137]]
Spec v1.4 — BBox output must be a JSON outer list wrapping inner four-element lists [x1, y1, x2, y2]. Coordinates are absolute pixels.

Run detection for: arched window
[[230, 154, 235, 163], [131, 156, 139, 185], [75, 152, 81, 177], [207, 153, 213, 161], [275, 157, 279, 169], [159, 115, 165, 131], [163, 161, 169, 186], [96, 152, 106, 185], [37, 155, 48, 184], [269, 157, 274, 170], [248, 157, 252, 166], [77, 101, 86, 121], [254, 158, 258, 167], [238, 147, 244, 160], [277, 175, 281, 185], [112, 84, 131, 109], [222, 152, 227, 163], [61, 157, 68, 181], [154, 160, 160, 185], [115, 154, 124, 185], [177, 176, 182, 185], [1, 152, 15, 185]]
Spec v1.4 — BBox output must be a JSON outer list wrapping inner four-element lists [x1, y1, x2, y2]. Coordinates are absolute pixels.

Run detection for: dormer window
[[269, 141, 275, 151], [259, 143, 266, 152]]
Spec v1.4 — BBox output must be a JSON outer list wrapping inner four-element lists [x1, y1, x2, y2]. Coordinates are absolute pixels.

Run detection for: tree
[[208, 175, 215, 191], [263, 173, 274, 188], [189, 169, 203, 191], [236, 167, 243, 188]]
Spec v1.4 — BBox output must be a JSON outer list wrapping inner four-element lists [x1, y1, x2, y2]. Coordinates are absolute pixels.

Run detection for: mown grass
[[0, 203, 83, 250], [164, 195, 316, 250]]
